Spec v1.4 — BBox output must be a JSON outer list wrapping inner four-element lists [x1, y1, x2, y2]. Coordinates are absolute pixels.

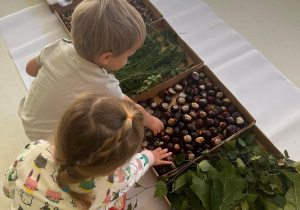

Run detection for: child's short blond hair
[[71, 0, 146, 60]]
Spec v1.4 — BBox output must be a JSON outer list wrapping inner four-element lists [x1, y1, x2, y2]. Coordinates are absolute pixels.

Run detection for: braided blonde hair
[[71, 0, 146, 60], [53, 92, 144, 209]]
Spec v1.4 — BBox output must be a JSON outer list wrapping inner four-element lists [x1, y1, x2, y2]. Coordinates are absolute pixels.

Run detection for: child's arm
[[26, 58, 41, 77], [123, 94, 164, 136]]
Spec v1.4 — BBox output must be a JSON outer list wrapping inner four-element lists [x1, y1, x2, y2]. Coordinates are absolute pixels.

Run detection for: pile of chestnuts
[[60, 9, 74, 32], [138, 71, 248, 175], [127, 0, 158, 24]]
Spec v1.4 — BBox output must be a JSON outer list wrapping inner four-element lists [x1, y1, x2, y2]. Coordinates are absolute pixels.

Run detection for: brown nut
[[185, 144, 194, 151], [210, 136, 222, 147], [168, 118, 178, 126], [198, 99, 208, 107], [228, 105, 236, 113], [158, 141, 166, 148], [205, 83, 213, 90], [163, 111, 172, 119], [162, 135, 171, 143], [195, 119, 204, 128], [207, 90, 215, 97], [176, 96, 186, 105], [166, 142, 174, 151], [222, 111, 231, 119], [207, 111, 216, 118], [185, 87, 192, 95], [170, 163, 177, 169], [222, 98, 231, 106], [173, 144, 181, 154], [198, 85, 206, 92], [195, 137, 205, 146], [226, 117, 235, 125], [172, 137, 180, 144], [191, 88, 199, 96], [183, 135, 192, 143], [190, 132, 198, 139], [203, 106, 213, 113], [216, 91, 224, 99], [198, 111, 207, 119], [159, 102, 169, 112], [171, 105, 180, 113], [185, 95, 193, 103], [174, 112, 183, 121], [165, 127, 174, 136], [178, 121, 185, 129], [189, 110, 198, 119], [182, 114, 192, 124], [201, 130, 212, 139], [163, 95, 172, 103], [181, 105, 190, 114], [199, 90, 207, 98], [168, 87, 176, 96], [209, 127, 218, 136], [185, 152, 195, 161], [220, 122, 227, 129], [141, 141, 148, 148], [236, 117, 245, 127], [231, 112, 242, 120], [174, 84, 183, 92], [225, 125, 237, 137], [215, 98, 223, 106], [193, 95, 202, 104], [191, 71, 200, 81], [205, 118, 215, 127], [180, 129, 189, 137], [213, 106, 222, 115], [180, 79, 187, 87], [187, 123, 197, 132], [207, 96, 215, 104]]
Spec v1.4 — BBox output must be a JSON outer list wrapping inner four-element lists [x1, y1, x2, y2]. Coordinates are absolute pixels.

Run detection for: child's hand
[[144, 115, 164, 136], [150, 148, 172, 166]]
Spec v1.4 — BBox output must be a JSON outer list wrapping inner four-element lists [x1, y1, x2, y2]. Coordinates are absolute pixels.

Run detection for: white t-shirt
[[18, 39, 124, 141]]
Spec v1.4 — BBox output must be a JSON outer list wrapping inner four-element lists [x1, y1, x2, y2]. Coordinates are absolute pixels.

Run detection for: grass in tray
[[112, 25, 190, 96]]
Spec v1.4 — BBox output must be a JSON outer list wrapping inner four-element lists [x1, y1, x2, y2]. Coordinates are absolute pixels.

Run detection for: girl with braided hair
[[3, 92, 172, 210]]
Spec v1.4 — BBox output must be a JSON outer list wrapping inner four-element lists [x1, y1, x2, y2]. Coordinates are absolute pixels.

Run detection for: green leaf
[[265, 198, 282, 210], [190, 177, 211, 210], [227, 151, 237, 160], [173, 173, 188, 194], [199, 160, 211, 172], [175, 153, 185, 165], [284, 150, 290, 159], [127, 203, 133, 210], [238, 138, 246, 147], [284, 201, 296, 210], [160, 175, 169, 182], [169, 194, 188, 210], [211, 179, 223, 210], [240, 147, 250, 155], [154, 181, 168, 197], [287, 159, 295, 167], [181, 199, 189, 210], [296, 162, 300, 173], [285, 186, 300, 210], [242, 201, 249, 210], [258, 156, 269, 167], [241, 131, 255, 145], [268, 155, 277, 165], [223, 140, 236, 151], [183, 186, 204, 210], [250, 155, 261, 161], [275, 194, 286, 208]]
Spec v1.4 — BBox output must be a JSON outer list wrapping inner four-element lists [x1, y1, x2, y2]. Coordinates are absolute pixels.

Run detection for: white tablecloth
[[1, 0, 299, 209]]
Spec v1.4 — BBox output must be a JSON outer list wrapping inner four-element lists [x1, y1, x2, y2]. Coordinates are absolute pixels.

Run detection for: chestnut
[[207, 90, 215, 96], [222, 98, 231, 106], [216, 91, 224, 99], [148, 145, 155, 150], [226, 117, 235, 125], [168, 118, 177, 126], [173, 144, 181, 154], [191, 71, 200, 81], [209, 127, 218, 136], [199, 72, 206, 79], [183, 135, 192, 143], [232, 112, 242, 120], [195, 137, 205, 146], [159, 89, 169, 98], [180, 129, 189, 137], [141, 141, 148, 148], [174, 112, 183, 120], [198, 79, 204, 85], [158, 141, 166, 148], [181, 105, 190, 114], [185, 152, 195, 161], [162, 135, 171, 143], [163, 111, 172, 119], [191, 84, 198, 89], [195, 119, 204, 128], [222, 111, 231, 118], [189, 102, 200, 111], [195, 148, 203, 156], [185, 87, 192, 95], [146, 98, 155, 105], [159, 102, 169, 112], [214, 86, 220, 92], [153, 140, 160, 147], [185, 144, 194, 151], [204, 144, 212, 150], [159, 131, 165, 138], [217, 126, 223, 134], [187, 123, 197, 132], [225, 125, 237, 137], [138, 100, 147, 108], [205, 118, 215, 127], [214, 118, 220, 127], [178, 121, 185, 129], [217, 133, 225, 141], [198, 85, 206, 92], [189, 110, 198, 119], [172, 137, 180, 144], [191, 88, 199, 96], [180, 79, 187, 87], [228, 105, 236, 113], [193, 95, 202, 104], [236, 117, 245, 127], [207, 111, 216, 118], [203, 106, 212, 113], [171, 105, 180, 113], [163, 95, 172, 103], [168, 87, 176, 96], [152, 112, 161, 119], [185, 95, 193, 103], [201, 130, 212, 139], [220, 122, 227, 129], [204, 78, 212, 85], [207, 96, 215, 104], [210, 136, 222, 147], [199, 90, 207, 98], [213, 106, 222, 115], [215, 98, 223, 106], [217, 115, 225, 121], [174, 84, 183, 92], [190, 132, 198, 139], [176, 96, 186, 105], [170, 163, 177, 169], [221, 106, 227, 112], [198, 99, 208, 107], [166, 142, 174, 152], [165, 127, 174, 136], [205, 83, 213, 90], [160, 118, 167, 127], [173, 127, 180, 136], [182, 114, 192, 124]]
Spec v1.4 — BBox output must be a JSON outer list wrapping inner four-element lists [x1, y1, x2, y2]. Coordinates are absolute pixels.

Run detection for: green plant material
[[284, 150, 290, 159], [158, 131, 300, 210], [175, 153, 185, 165], [154, 181, 168, 198], [113, 27, 190, 96], [127, 203, 133, 210], [134, 183, 143, 188]]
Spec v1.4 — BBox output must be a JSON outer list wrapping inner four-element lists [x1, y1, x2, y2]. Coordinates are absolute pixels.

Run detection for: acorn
[[221, 106, 227, 112], [159, 89, 169, 98], [222, 111, 231, 118], [220, 122, 227, 129], [215, 98, 223, 106], [207, 111, 216, 118], [158, 141, 166, 148], [217, 115, 225, 122], [213, 106, 222, 115]]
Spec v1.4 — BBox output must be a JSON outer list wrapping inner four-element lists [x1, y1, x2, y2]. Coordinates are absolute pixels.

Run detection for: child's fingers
[[158, 160, 172, 165], [159, 152, 172, 160], [157, 148, 169, 155]]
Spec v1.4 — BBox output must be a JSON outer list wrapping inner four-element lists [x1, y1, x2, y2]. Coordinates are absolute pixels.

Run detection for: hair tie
[[62, 186, 69, 192], [127, 115, 133, 120], [77, 161, 80, 166]]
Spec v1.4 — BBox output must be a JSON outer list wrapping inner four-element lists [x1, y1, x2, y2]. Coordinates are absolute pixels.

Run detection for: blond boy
[[19, 0, 163, 141]]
